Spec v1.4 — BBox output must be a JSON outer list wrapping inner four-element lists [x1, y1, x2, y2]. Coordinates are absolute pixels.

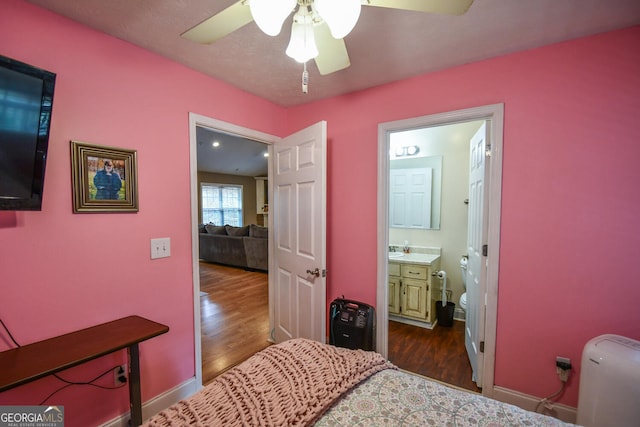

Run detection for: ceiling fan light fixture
[[286, 14, 319, 63], [315, 0, 361, 39], [249, 0, 296, 36]]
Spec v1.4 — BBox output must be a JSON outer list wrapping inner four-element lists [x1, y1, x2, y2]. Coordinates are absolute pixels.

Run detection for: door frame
[[189, 112, 279, 388], [376, 103, 504, 397]]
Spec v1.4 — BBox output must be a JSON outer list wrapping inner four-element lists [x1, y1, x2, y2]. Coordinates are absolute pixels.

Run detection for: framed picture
[[70, 140, 139, 213]]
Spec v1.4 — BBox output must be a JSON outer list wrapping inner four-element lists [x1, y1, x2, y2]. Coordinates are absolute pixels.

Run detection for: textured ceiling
[[25, 0, 640, 107]]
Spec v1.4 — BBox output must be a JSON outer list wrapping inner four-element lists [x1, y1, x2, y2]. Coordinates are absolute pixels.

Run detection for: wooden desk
[[0, 315, 169, 426]]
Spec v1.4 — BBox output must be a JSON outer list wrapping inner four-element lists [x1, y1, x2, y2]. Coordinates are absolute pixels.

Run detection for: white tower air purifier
[[576, 334, 640, 426]]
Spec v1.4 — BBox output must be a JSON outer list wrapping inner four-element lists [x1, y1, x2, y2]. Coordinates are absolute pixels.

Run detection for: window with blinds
[[201, 183, 243, 226]]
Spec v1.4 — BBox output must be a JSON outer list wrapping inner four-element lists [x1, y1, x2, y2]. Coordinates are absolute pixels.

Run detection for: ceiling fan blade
[[314, 22, 350, 75], [364, 0, 474, 15], [181, 1, 254, 44]]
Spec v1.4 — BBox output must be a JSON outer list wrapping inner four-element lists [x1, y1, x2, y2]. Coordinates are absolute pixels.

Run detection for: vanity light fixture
[[394, 145, 420, 157], [212, 141, 220, 148], [406, 145, 419, 156]]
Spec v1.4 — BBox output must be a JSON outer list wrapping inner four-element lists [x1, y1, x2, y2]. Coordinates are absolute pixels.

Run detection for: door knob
[[306, 268, 320, 277]]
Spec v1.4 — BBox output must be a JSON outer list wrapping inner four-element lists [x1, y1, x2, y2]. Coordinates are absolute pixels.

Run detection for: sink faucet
[[389, 245, 397, 252]]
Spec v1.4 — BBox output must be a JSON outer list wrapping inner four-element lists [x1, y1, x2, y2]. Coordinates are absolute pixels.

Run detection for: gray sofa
[[198, 224, 268, 271]]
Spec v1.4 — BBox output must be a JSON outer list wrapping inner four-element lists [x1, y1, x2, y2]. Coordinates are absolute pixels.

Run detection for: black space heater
[[329, 298, 375, 351]]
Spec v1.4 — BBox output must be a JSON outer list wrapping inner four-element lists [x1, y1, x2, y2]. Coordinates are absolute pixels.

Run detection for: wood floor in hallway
[[199, 262, 271, 385], [199, 262, 481, 393]]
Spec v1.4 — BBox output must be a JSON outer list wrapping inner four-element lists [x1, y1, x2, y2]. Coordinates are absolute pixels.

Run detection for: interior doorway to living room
[[196, 126, 271, 384], [190, 115, 277, 386]]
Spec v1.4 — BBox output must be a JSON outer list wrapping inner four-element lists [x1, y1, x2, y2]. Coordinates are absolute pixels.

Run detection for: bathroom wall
[[389, 121, 480, 304]]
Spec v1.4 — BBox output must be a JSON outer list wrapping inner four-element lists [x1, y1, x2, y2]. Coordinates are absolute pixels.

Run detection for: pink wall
[[288, 26, 640, 406], [0, 1, 284, 425], [1, 0, 639, 424]]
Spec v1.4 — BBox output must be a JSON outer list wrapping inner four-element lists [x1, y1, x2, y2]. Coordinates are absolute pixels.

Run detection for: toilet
[[459, 256, 468, 311]]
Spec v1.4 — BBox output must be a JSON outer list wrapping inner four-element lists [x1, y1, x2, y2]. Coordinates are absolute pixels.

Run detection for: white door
[[272, 121, 327, 343], [466, 121, 489, 387]]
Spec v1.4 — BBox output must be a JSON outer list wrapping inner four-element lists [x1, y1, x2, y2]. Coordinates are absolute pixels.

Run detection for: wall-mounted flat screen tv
[[0, 55, 56, 210]]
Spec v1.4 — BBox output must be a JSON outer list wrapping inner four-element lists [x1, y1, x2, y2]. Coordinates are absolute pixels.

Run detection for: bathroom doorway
[[376, 104, 504, 395]]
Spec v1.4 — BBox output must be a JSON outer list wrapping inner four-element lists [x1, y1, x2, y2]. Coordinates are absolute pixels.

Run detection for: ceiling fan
[[182, 0, 474, 77]]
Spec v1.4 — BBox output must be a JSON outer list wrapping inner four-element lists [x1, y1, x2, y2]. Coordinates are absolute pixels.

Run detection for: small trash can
[[436, 301, 456, 327]]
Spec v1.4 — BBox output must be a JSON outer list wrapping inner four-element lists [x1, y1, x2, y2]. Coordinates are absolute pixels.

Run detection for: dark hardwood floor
[[199, 261, 480, 393], [388, 320, 481, 393]]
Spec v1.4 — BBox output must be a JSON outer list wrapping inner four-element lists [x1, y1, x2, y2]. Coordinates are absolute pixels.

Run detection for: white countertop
[[388, 252, 440, 265]]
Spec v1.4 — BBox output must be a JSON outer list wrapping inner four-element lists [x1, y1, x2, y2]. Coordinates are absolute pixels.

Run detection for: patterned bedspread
[[316, 369, 573, 426], [144, 338, 574, 426]]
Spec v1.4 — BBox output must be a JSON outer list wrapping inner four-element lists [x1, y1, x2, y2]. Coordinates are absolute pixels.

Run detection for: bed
[[144, 338, 574, 426]]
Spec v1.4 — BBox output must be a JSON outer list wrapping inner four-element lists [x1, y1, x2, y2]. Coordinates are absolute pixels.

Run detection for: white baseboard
[[492, 385, 577, 424], [100, 377, 200, 427]]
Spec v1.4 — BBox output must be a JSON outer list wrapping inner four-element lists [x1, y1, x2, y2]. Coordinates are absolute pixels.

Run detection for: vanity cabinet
[[388, 258, 440, 326], [388, 263, 401, 314]]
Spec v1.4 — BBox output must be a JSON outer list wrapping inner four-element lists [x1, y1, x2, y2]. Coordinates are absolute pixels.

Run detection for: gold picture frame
[[70, 140, 138, 213]]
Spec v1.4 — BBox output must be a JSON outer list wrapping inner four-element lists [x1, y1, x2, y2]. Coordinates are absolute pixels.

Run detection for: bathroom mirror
[[389, 155, 442, 230]]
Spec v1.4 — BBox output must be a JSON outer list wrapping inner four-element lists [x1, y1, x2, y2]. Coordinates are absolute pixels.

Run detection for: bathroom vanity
[[388, 251, 441, 328]]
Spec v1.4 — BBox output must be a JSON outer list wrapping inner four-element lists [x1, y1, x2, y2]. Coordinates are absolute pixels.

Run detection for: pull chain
[[302, 62, 309, 94]]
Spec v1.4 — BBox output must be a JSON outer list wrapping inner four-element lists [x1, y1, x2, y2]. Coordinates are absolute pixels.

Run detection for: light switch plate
[[150, 237, 170, 259]]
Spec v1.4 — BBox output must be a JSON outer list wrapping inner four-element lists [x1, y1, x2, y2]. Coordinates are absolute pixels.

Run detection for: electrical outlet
[[150, 237, 171, 259], [114, 364, 128, 386], [555, 356, 571, 382]]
